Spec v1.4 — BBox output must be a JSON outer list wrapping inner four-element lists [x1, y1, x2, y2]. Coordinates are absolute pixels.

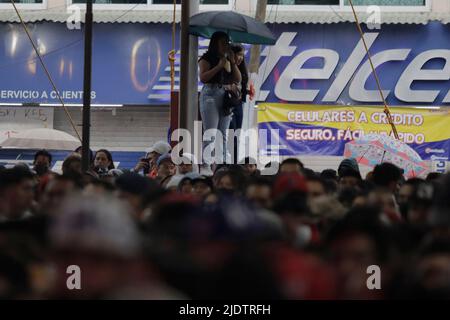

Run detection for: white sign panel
[[0, 107, 54, 144]]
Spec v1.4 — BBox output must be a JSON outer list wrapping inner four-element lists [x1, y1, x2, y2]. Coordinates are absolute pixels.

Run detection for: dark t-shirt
[[199, 52, 233, 85]]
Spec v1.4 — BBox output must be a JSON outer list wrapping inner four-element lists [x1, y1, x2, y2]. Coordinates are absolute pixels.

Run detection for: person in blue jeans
[[199, 32, 241, 168], [229, 44, 248, 131], [228, 43, 249, 163]]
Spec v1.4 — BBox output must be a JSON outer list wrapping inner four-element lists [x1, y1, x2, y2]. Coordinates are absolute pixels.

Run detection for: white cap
[[179, 153, 197, 164], [174, 153, 199, 174], [146, 141, 171, 155]]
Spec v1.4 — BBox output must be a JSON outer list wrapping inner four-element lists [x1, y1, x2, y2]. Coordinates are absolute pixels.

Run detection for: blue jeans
[[200, 84, 232, 164], [229, 102, 243, 131], [229, 102, 243, 164]]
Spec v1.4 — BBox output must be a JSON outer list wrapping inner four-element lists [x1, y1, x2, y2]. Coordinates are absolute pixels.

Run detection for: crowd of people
[[0, 139, 449, 300]]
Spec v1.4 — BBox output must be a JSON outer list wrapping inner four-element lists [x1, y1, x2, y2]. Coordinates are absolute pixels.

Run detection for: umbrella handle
[[381, 150, 387, 164]]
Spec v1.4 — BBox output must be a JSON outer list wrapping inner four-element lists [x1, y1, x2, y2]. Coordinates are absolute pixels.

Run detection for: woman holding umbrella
[[198, 31, 241, 168]]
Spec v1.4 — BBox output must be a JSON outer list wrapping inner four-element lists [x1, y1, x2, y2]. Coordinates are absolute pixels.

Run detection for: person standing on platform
[[199, 31, 241, 169]]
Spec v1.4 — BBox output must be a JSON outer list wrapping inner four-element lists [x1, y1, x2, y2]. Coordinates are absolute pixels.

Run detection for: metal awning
[[0, 8, 449, 24]]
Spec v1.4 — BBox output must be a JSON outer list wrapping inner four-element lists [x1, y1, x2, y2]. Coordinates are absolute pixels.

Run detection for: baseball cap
[[192, 175, 214, 190], [177, 173, 205, 191], [115, 172, 157, 195], [176, 153, 197, 164], [146, 141, 172, 155], [272, 172, 308, 199]]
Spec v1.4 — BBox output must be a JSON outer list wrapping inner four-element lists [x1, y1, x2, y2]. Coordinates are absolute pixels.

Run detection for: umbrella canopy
[[344, 133, 430, 178], [189, 11, 276, 45], [1, 128, 81, 151]]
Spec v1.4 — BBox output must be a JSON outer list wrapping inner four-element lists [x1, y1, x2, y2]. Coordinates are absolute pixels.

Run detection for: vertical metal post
[[249, 0, 267, 73], [240, 0, 268, 162], [82, 0, 93, 171], [179, 0, 199, 143]]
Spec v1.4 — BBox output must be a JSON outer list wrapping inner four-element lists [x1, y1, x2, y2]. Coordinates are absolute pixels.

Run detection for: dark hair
[[207, 31, 229, 57], [33, 149, 52, 165], [246, 176, 273, 190], [214, 168, 247, 194], [426, 172, 442, 181], [230, 43, 245, 55], [94, 149, 115, 170], [273, 191, 309, 216], [0, 253, 30, 298], [0, 167, 35, 191], [337, 187, 360, 208], [305, 174, 329, 193], [214, 164, 246, 176], [115, 172, 158, 197], [192, 176, 214, 191], [62, 154, 82, 174], [418, 236, 450, 258], [302, 168, 317, 179], [54, 173, 84, 190], [338, 167, 362, 180], [231, 43, 248, 95], [325, 206, 390, 262], [280, 158, 304, 170], [74, 146, 94, 164], [338, 158, 362, 180], [87, 179, 116, 192], [373, 162, 402, 187], [428, 173, 450, 227], [321, 169, 338, 181]]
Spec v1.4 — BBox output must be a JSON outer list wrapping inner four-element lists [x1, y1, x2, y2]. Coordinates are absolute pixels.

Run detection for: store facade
[[1, 17, 450, 171]]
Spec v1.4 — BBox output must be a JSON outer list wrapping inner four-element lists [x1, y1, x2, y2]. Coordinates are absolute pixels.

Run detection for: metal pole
[[240, 0, 267, 162], [249, 0, 267, 73], [82, 0, 93, 171], [179, 0, 199, 137]]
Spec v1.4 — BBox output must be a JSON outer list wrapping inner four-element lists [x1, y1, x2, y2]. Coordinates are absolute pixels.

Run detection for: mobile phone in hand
[[142, 158, 150, 175]]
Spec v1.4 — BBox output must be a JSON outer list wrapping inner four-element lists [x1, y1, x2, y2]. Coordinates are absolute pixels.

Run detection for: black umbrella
[[189, 11, 276, 45]]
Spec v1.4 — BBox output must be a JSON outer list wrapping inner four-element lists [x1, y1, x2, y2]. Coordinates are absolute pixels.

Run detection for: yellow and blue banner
[[257, 103, 450, 161]]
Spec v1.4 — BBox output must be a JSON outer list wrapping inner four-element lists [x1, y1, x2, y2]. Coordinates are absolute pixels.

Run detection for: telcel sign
[[253, 24, 450, 105]]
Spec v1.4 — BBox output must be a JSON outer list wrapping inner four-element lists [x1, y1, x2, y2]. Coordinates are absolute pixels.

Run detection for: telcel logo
[[254, 32, 450, 104]]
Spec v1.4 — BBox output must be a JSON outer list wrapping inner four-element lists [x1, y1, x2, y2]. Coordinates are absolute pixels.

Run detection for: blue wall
[[0, 149, 144, 170], [1, 22, 449, 106]]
